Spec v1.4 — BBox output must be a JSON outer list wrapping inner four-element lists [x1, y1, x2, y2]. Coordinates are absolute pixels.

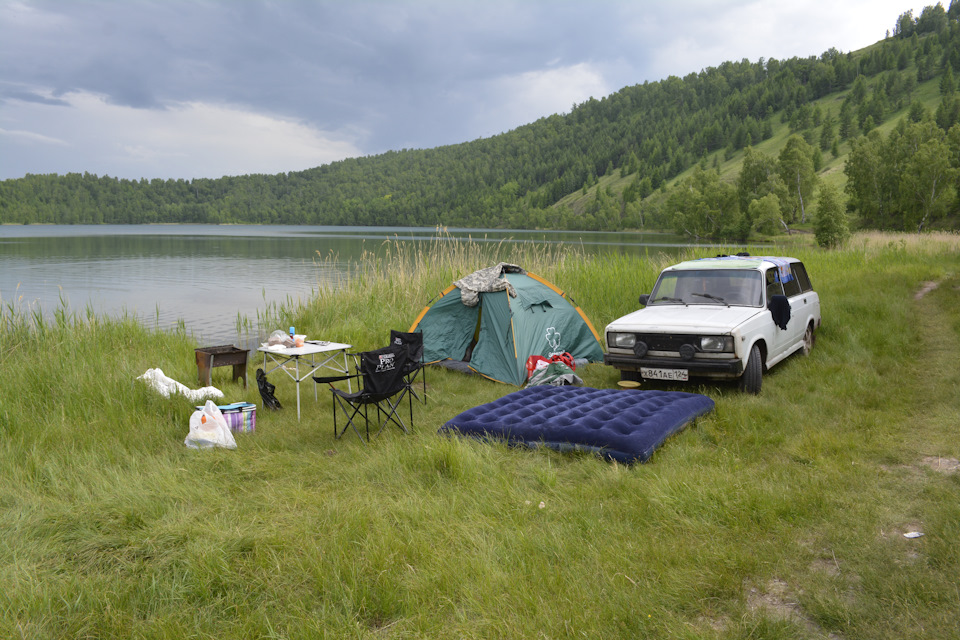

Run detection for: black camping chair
[[314, 344, 414, 442], [256, 368, 282, 410], [390, 329, 426, 404]]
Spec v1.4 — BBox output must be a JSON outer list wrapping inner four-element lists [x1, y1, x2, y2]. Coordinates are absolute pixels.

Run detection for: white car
[[603, 255, 821, 393]]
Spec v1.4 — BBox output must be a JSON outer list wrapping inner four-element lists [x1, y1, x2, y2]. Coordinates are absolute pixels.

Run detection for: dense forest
[[3, 3, 960, 238]]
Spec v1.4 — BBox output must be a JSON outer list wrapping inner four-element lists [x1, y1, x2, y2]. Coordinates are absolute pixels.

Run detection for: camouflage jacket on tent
[[454, 262, 525, 307]]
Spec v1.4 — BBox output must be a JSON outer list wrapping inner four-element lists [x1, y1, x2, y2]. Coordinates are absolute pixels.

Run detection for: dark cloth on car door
[[768, 294, 791, 330]]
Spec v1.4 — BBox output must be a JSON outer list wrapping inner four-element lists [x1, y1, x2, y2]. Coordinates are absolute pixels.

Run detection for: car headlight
[[609, 333, 636, 348], [699, 336, 734, 352]]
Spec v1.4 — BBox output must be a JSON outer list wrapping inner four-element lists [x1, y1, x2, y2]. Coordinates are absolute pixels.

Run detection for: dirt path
[[908, 274, 960, 464]]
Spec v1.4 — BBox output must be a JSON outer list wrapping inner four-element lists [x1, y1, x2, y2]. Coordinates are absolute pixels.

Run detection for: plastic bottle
[[289, 326, 295, 340]]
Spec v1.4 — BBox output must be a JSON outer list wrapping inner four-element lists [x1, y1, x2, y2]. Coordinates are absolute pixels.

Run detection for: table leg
[[295, 357, 302, 421], [258, 347, 352, 422]]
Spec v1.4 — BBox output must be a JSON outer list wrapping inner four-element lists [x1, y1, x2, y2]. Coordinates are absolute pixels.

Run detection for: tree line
[[2, 3, 960, 237], [578, 2, 960, 242]]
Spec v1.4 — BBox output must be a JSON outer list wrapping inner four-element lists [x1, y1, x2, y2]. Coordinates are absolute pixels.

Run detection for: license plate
[[641, 367, 689, 381]]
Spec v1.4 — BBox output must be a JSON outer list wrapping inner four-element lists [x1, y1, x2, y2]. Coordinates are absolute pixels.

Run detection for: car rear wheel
[[739, 344, 762, 394], [802, 323, 815, 356]]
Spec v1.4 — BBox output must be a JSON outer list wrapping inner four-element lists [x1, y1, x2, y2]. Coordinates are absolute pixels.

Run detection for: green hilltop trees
[[665, 134, 819, 242], [845, 119, 959, 231], [665, 166, 739, 240], [778, 136, 819, 225]]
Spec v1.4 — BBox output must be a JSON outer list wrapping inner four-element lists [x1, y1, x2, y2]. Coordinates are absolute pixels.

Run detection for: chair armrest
[[313, 373, 358, 385]]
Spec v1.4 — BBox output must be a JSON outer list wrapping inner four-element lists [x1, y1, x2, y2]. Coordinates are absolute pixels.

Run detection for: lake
[[0, 224, 707, 349]]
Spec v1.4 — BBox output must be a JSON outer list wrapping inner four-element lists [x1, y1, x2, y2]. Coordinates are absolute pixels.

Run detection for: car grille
[[635, 334, 695, 352]]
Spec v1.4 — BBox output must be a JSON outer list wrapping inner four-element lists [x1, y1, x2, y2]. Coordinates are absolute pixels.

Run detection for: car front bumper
[[604, 352, 744, 377]]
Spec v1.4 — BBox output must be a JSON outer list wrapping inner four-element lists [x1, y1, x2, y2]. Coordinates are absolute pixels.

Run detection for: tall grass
[[1, 233, 959, 638], [288, 230, 638, 351], [852, 229, 960, 253]]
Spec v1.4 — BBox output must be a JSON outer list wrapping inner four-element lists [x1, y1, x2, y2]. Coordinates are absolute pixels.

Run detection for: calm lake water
[[0, 224, 706, 349]]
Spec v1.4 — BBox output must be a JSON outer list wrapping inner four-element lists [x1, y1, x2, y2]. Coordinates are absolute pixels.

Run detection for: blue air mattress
[[440, 386, 714, 464]]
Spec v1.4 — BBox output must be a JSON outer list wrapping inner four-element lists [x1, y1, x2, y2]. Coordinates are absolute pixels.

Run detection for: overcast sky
[[0, 0, 925, 181]]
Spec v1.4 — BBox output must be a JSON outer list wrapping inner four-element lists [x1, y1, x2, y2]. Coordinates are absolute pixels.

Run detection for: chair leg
[[332, 393, 368, 443], [404, 368, 427, 405], [370, 391, 411, 440], [365, 403, 373, 442]]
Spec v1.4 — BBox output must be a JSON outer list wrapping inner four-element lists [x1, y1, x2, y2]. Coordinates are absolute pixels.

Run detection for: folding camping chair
[[390, 329, 427, 404], [314, 344, 414, 442]]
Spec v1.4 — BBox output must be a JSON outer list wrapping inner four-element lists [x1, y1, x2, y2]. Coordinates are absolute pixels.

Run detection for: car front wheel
[[740, 344, 762, 394]]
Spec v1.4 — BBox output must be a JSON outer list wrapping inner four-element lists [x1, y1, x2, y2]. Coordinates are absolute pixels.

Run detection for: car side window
[[792, 262, 813, 293], [765, 269, 783, 302]]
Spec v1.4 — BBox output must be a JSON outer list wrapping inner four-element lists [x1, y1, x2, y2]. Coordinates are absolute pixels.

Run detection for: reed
[[1, 233, 958, 638]]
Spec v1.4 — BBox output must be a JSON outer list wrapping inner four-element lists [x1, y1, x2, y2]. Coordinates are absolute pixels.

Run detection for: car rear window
[[791, 262, 813, 293]]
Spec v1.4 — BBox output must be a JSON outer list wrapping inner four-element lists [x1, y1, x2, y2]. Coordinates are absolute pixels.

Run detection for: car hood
[[605, 304, 765, 334]]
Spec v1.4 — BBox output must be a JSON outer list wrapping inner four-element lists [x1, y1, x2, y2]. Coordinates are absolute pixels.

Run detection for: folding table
[[258, 341, 352, 420]]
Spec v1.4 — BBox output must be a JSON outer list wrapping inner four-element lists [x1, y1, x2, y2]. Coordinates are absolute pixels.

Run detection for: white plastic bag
[[138, 368, 224, 402], [266, 330, 294, 348], [185, 400, 238, 450]]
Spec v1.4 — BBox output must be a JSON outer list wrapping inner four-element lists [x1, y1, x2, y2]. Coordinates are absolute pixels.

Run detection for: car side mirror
[[639, 294, 650, 306]]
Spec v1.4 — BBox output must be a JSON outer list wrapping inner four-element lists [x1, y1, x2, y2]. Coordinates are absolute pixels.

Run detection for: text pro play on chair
[[315, 344, 415, 442]]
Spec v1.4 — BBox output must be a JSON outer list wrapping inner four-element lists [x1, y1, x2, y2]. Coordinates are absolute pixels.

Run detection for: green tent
[[409, 264, 604, 386]]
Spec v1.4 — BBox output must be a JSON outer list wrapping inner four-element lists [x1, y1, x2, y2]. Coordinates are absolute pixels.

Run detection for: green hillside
[[560, 54, 950, 231], [3, 4, 960, 237]]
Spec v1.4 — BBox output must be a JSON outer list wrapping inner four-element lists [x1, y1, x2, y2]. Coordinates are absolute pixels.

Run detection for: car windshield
[[648, 269, 763, 307]]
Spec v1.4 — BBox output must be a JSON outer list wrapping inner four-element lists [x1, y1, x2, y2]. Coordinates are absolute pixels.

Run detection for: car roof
[[665, 256, 798, 271]]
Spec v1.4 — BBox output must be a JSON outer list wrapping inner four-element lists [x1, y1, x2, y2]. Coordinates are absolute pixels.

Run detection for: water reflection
[[0, 224, 708, 347]]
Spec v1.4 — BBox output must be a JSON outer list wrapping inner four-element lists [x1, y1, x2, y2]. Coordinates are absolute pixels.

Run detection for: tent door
[[462, 304, 483, 362]]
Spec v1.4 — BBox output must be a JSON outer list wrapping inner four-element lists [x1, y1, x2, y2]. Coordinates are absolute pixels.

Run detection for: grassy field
[[1, 233, 959, 638]]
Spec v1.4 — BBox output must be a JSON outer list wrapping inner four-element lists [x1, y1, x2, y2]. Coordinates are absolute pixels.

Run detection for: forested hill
[[3, 4, 960, 234]]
